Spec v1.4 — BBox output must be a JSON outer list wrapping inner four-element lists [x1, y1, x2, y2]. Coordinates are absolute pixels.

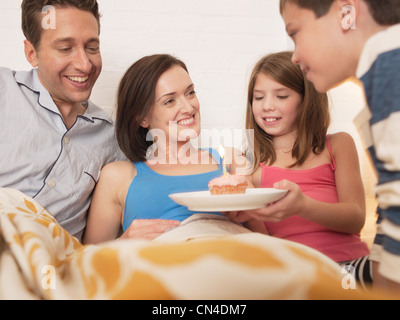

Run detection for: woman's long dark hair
[[116, 54, 188, 162]]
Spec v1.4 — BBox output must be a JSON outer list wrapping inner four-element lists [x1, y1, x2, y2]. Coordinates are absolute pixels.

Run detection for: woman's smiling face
[[141, 65, 201, 145]]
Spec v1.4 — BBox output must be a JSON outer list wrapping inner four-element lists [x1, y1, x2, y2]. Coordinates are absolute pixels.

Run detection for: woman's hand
[[119, 219, 180, 240]]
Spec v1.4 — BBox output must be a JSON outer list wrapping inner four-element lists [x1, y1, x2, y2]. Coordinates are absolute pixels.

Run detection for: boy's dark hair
[[280, 0, 335, 18], [280, 0, 400, 25], [21, 0, 101, 50], [364, 0, 400, 25]]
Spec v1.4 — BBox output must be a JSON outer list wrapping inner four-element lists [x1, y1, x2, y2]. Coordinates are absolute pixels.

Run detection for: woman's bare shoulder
[[100, 161, 137, 183]]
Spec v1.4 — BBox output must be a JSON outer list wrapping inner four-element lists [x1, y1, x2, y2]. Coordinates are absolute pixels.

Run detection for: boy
[[0, 0, 125, 241], [279, 0, 400, 291]]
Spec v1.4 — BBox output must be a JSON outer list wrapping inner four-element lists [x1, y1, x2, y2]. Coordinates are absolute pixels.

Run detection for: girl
[[240, 51, 372, 287], [83, 54, 249, 243]]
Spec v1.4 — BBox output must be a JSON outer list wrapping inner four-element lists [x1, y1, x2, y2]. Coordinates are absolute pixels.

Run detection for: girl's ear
[[24, 40, 39, 68]]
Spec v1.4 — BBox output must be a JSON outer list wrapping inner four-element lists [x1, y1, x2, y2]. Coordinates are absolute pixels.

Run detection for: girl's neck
[[273, 131, 297, 154]]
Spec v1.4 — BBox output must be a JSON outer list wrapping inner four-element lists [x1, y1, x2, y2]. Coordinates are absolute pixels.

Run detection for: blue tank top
[[122, 148, 223, 231]]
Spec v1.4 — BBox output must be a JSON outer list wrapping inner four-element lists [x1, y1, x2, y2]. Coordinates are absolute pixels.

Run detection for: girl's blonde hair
[[246, 51, 330, 171]]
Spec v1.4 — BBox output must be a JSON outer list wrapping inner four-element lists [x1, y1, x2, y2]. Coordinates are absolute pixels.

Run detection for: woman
[[83, 54, 249, 244]]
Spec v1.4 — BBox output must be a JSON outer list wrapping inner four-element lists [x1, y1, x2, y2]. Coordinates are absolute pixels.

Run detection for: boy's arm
[[361, 49, 400, 285]]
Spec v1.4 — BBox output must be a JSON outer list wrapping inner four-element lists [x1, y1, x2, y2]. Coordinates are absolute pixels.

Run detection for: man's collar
[[15, 68, 113, 124]]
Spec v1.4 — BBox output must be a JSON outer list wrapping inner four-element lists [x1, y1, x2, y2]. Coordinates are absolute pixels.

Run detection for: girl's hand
[[223, 211, 269, 234], [223, 211, 253, 224], [245, 180, 306, 222], [119, 219, 181, 241]]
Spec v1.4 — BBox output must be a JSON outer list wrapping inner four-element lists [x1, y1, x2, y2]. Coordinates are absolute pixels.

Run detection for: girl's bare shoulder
[[329, 132, 358, 160], [329, 132, 356, 149]]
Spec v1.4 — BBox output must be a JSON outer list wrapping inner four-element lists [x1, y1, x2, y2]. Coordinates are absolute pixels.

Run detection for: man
[[0, 0, 125, 241]]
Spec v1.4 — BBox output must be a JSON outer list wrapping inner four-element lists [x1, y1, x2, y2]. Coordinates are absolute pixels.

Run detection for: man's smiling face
[[27, 6, 102, 108]]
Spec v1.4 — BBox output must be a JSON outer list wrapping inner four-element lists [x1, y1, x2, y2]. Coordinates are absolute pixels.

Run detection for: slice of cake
[[208, 174, 248, 195]]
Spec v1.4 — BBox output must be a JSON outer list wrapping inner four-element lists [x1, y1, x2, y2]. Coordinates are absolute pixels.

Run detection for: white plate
[[169, 188, 288, 212]]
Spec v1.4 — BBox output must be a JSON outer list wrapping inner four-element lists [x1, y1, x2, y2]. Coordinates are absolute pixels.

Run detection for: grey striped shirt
[[0, 67, 125, 241]]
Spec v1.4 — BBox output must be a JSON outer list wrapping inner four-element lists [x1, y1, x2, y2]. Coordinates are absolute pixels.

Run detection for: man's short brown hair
[[21, 0, 101, 50]]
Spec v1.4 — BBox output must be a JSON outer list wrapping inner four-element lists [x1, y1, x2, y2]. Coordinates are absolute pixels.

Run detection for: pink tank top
[[260, 135, 369, 262]]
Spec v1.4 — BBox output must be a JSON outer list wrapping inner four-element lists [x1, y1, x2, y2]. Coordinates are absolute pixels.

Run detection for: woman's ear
[[140, 118, 149, 128], [24, 40, 39, 68]]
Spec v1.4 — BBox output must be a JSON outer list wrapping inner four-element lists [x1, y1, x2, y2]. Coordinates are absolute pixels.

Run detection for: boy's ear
[[336, 0, 360, 32], [24, 40, 39, 68]]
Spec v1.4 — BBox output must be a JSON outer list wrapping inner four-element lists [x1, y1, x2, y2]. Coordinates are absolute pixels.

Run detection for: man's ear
[[24, 40, 39, 67]]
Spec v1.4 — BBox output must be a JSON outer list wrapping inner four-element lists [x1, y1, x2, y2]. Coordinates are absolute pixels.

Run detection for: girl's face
[[141, 65, 200, 145], [252, 72, 302, 138]]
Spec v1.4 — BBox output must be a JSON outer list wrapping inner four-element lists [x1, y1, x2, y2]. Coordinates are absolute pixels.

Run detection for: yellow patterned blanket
[[0, 188, 392, 300]]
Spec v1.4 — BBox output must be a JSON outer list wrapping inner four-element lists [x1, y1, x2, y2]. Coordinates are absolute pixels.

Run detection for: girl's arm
[[325, 132, 366, 233], [246, 132, 366, 234], [302, 132, 366, 233]]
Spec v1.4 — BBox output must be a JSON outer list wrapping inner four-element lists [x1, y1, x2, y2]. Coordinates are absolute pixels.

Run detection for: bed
[[0, 188, 394, 300]]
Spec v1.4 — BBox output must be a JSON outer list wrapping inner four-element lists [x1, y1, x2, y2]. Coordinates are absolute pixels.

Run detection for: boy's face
[[25, 6, 102, 108], [282, 1, 357, 92]]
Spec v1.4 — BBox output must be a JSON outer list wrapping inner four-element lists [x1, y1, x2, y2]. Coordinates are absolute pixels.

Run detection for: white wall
[[0, 0, 374, 178], [94, 0, 291, 130], [0, 0, 377, 240], [0, 0, 289, 128], [0, 0, 373, 166], [0, 0, 362, 131]]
